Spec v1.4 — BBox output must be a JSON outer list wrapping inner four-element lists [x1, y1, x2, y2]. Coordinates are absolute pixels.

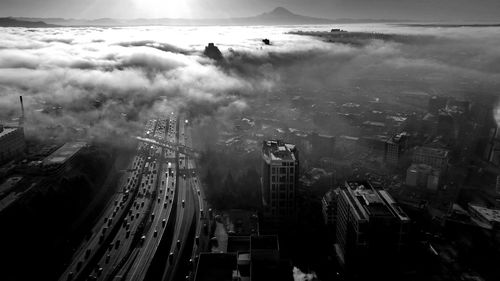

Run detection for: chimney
[[19, 96, 24, 125]]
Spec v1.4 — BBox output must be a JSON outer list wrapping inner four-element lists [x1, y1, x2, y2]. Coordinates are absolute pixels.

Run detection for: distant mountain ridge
[[5, 7, 410, 27], [0, 17, 58, 27]]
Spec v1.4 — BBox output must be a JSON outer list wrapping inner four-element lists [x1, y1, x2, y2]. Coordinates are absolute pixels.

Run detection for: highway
[[58, 114, 207, 281], [121, 116, 178, 281]]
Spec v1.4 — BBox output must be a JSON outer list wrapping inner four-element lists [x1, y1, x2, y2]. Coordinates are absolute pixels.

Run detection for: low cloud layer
[[0, 25, 499, 145]]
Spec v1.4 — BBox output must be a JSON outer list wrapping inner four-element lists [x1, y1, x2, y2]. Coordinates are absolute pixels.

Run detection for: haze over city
[[1, 0, 500, 21], [1, 2, 500, 281]]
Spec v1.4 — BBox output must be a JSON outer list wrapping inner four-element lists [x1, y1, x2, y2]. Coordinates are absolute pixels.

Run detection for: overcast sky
[[1, 0, 500, 21]]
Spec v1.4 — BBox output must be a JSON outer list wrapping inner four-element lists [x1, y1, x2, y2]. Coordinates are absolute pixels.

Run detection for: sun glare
[[132, 0, 191, 18]]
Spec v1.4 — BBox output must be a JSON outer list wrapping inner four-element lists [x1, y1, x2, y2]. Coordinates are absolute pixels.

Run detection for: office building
[[0, 125, 25, 164], [322, 188, 339, 225], [42, 142, 87, 175], [384, 132, 409, 165], [484, 126, 500, 166], [335, 180, 410, 275], [413, 146, 449, 170], [406, 164, 440, 190], [261, 140, 298, 224]]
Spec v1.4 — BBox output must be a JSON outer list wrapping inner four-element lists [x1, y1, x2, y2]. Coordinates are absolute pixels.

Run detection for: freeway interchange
[[58, 114, 208, 281]]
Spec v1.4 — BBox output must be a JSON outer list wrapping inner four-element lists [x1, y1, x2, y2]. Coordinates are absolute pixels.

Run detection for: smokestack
[[19, 96, 24, 126]]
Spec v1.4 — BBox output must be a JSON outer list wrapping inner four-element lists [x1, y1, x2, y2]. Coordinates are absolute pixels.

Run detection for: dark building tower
[[203, 43, 223, 61], [19, 96, 25, 125], [384, 132, 409, 166], [335, 180, 410, 279], [261, 140, 299, 227]]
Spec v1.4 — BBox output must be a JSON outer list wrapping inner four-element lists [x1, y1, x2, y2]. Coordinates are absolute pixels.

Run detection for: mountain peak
[[268, 7, 295, 16]]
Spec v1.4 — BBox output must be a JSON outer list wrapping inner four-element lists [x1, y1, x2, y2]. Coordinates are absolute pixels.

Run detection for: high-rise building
[[261, 140, 298, 224], [413, 146, 449, 170], [0, 125, 25, 164], [484, 126, 500, 166], [335, 180, 410, 276], [322, 188, 339, 225], [406, 164, 441, 190], [384, 132, 409, 165]]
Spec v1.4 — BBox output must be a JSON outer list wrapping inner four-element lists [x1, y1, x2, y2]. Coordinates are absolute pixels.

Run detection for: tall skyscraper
[[261, 140, 298, 225], [322, 188, 339, 226], [335, 180, 410, 277], [384, 132, 409, 165]]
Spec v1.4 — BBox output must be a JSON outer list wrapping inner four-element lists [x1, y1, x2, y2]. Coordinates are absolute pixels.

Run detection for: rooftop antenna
[[19, 95, 24, 126]]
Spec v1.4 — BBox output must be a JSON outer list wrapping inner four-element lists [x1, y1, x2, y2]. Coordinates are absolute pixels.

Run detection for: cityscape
[[1, 1, 500, 281]]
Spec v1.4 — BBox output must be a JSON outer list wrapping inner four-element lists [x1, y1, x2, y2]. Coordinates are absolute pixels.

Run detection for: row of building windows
[[271, 175, 295, 183], [271, 167, 295, 174]]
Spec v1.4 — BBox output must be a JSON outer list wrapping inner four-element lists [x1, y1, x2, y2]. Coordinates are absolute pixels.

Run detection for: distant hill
[[11, 7, 409, 27], [0, 17, 57, 27]]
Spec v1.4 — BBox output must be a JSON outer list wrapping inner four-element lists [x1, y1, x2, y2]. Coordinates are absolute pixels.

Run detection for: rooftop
[[194, 253, 237, 281], [0, 176, 23, 196], [223, 209, 259, 236], [227, 236, 250, 253], [0, 127, 20, 139], [345, 181, 395, 219], [387, 132, 409, 144], [42, 142, 87, 166], [262, 140, 297, 162], [469, 204, 500, 223], [415, 146, 449, 158]]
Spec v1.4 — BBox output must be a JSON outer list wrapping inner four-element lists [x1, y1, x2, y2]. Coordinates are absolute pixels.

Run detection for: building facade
[[335, 180, 410, 276], [261, 140, 298, 224], [384, 132, 409, 165], [322, 188, 339, 225], [406, 163, 440, 190], [0, 126, 25, 164], [413, 146, 449, 170]]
